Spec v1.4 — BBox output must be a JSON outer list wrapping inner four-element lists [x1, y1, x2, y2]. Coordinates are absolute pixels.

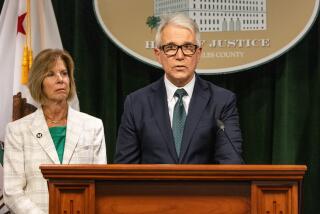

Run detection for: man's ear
[[154, 48, 161, 63], [197, 47, 203, 61]]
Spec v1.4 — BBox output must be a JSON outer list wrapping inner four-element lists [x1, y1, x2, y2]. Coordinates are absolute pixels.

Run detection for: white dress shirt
[[164, 74, 195, 127]]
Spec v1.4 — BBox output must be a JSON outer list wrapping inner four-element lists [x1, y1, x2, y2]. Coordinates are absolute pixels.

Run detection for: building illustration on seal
[[153, 0, 267, 32]]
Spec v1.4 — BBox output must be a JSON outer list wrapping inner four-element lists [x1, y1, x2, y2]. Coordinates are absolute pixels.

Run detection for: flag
[[0, 0, 79, 212]]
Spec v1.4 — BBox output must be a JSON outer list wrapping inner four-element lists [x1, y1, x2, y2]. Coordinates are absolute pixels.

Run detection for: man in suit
[[115, 13, 243, 164]]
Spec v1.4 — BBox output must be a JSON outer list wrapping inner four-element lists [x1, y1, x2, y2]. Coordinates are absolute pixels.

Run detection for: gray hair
[[155, 13, 201, 48]]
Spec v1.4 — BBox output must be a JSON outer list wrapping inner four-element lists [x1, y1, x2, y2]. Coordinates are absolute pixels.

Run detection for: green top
[[49, 126, 66, 164]]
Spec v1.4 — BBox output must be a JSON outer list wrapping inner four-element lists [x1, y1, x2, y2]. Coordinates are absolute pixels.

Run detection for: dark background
[[1, 1, 320, 213]]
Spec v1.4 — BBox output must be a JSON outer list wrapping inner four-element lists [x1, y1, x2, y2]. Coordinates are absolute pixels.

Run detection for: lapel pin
[[36, 133, 42, 138]]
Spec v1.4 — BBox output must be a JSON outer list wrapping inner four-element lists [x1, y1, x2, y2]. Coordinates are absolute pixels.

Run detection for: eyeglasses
[[160, 43, 198, 57]]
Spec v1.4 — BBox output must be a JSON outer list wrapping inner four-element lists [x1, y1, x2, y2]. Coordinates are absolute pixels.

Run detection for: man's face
[[154, 24, 202, 87]]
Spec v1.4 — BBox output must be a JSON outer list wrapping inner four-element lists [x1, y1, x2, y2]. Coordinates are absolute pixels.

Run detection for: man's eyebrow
[[163, 42, 195, 46], [182, 42, 195, 45]]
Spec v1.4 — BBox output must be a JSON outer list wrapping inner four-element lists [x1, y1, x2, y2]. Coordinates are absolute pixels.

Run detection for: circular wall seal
[[94, 0, 319, 74]]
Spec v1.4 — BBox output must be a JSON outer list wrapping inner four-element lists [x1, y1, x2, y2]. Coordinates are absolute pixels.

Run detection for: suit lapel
[[63, 106, 82, 164], [149, 79, 178, 162], [179, 77, 210, 162], [30, 108, 60, 164]]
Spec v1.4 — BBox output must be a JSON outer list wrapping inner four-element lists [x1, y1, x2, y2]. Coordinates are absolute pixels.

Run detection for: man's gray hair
[[155, 13, 201, 48]]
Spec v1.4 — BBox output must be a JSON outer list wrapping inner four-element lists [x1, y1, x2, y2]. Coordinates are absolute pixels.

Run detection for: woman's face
[[42, 58, 70, 104]]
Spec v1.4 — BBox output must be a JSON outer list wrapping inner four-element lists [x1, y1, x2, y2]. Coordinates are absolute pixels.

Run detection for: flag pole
[[21, 0, 33, 84]]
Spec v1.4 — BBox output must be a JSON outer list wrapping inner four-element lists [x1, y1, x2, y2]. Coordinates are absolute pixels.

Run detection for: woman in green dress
[[3, 49, 107, 214]]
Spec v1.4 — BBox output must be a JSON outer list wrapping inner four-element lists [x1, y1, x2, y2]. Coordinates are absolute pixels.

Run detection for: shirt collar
[[164, 74, 195, 101]]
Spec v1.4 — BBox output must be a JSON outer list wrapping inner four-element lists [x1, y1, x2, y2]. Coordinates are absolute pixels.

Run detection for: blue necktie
[[172, 88, 187, 157]]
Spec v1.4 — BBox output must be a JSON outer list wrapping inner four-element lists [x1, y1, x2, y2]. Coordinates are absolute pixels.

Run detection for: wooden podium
[[40, 164, 306, 214]]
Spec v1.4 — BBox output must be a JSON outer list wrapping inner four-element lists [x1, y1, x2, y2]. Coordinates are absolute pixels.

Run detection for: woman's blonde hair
[[28, 49, 76, 104]]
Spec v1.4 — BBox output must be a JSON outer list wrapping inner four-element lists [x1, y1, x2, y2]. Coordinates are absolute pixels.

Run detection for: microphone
[[216, 119, 245, 164]]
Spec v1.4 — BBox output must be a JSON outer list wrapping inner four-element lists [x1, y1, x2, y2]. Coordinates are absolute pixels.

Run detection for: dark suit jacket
[[115, 75, 243, 164]]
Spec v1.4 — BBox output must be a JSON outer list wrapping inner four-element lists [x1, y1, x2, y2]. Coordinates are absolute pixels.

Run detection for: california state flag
[[0, 0, 79, 211]]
